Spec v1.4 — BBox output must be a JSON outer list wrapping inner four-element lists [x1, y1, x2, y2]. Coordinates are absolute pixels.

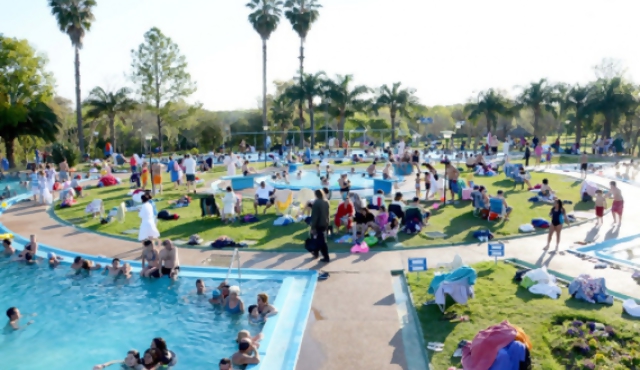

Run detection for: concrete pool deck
[[1, 168, 639, 369]]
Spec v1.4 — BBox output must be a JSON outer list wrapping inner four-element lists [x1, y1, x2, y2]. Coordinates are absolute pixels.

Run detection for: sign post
[[488, 242, 505, 265], [408, 257, 428, 280]]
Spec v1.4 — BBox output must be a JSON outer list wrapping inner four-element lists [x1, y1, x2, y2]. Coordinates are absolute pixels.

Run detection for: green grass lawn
[[408, 262, 640, 369], [53, 165, 592, 251]]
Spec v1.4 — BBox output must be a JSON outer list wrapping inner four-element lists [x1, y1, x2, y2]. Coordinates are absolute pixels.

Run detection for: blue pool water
[[574, 234, 640, 268], [0, 258, 280, 369], [258, 170, 400, 191]]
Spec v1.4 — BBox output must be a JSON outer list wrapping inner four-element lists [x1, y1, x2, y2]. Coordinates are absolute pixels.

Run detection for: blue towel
[[488, 340, 527, 370]]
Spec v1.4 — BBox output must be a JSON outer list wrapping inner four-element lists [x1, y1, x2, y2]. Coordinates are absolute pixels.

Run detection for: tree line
[[2, 1, 640, 169]]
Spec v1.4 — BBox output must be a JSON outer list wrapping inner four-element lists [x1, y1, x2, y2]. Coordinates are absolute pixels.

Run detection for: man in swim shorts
[[608, 181, 624, 225], [580, 152, 588, 179], [445, 161, 460, 201], [157, 240, 180, 280]]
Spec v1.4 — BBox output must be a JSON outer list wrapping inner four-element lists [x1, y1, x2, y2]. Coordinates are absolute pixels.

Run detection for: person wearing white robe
[[224, 153, 237, 177], [397, 139, 406, 159], [222, 186, 237, 223], [138, 195, 160, 241]]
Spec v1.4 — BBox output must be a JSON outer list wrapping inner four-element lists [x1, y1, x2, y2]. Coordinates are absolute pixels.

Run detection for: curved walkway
[[1, 168, 639, 370]]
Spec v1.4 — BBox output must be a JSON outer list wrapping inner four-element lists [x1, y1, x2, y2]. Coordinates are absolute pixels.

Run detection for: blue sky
[[1, 0, 639, 111]]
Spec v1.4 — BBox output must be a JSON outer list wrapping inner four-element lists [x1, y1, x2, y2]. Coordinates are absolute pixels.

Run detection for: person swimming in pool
[[246, 305, 264, 325], [237, 329, 263, 350], [256, 293, 278, 322], [93, 350, 144, 370], [223, 286, 245, 314], [80, 259, 102, 274], [103, 258, 122, 276], [196, 279, 206, 295], [209, 288, 224, 306], [13, 251, 36, 264], [47, 252, 63, 268], [150, 337, 177, 368], [231, 339, 260, 367], [2, 238, 15, 256], [5, 307, 33, 331]]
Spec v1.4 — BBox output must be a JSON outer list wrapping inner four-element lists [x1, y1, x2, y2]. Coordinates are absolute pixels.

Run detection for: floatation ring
[[1, 202, 7, 208], [0, 233, 13, 239]]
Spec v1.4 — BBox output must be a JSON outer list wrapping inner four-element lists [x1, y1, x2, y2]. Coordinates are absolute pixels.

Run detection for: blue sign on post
[[488, 242, 505, 265], [408, 258, 427, 280]]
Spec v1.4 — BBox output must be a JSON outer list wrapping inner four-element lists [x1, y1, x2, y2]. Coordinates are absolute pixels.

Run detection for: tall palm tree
[[563, 85, 594, 146], [591, 77, 636, 139], [285, 71, 325, 148], [84, 87, 136, 152], [516, 78, 558, 136], [270, 94, 295, 145], [464, 89, 511, 135], [247, 0, 283, 135], [323, 74, 369, 146], [48, 0, 97, 155], [373, 82, 419, 144], [284, 0, 321, 141]]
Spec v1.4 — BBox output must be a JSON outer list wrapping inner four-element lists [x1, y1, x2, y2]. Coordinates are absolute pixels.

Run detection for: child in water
[[246, 305, 264, 325]]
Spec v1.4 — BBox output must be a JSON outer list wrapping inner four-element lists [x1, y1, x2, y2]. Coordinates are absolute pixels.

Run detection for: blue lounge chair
[[488, 198, 505, 221]]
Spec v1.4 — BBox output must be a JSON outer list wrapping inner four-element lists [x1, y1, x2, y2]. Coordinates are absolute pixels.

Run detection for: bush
[[190, 147, 199, 155], [51, 143, 79, 168]]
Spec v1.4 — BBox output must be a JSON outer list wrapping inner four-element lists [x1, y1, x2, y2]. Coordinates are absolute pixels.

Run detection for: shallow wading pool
[[0, 194, 317, 370]]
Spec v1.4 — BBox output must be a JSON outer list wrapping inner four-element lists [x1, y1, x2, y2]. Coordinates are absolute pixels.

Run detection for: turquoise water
[[259, 170, 398, 191], [0, 258, 281, 369]]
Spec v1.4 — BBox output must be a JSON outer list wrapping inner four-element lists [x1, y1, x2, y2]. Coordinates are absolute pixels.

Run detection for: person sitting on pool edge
[[6, 307, 33, 331], [153, 240, 180, 280], [231, 338, 260, 367], [253, 181, 274, 215], [2, 238, 15, 256]]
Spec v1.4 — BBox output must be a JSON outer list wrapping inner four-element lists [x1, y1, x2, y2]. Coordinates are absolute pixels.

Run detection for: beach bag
[[531, 218, 550, 228]]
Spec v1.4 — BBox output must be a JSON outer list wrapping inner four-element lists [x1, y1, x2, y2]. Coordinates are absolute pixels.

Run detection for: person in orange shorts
[[141, 162, 149, 190], [151, 162, 163, 194]]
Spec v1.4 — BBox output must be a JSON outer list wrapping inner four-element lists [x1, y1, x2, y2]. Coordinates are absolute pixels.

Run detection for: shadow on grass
[[573, 201, 595, 212]]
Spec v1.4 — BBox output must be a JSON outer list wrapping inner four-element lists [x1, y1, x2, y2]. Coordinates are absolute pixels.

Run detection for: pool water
[[259, 170, 400, 191], [0, 258, 280, 370]]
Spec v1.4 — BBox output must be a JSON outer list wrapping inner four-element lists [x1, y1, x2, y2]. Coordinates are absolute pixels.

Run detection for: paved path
[[1, 169, 639, 370]]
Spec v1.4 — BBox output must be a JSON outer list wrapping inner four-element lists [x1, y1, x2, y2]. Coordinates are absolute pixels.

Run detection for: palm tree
[[464, 89, 511, 135], [563, 85, 594, 146], [84, 87, 136, 152], [270, 94, 295, 144], [591, 77, 636, 139], [285, 71, 325, 148], [0, 99, 62, 168], [48, 0, 97, 155], [247, 0, 283, 136], [516, 78, 558, 136], [323, 75, 369, 146], [373, 82, 419, 144], [284, 0, 321, 140]]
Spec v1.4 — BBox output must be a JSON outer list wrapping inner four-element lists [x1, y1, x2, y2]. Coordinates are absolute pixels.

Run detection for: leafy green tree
[[516, 78, 558, 136], [464, 89, 511, 135], [130, 27, 196, 151], [84, 87, 136, 151], [48, 0, 97, 154], [373, 82, 419, 144], [323, 75, 369, 146], [0, 36, 60, 168], [270, 94, 295, 144], [563, 85, 594, 145], [284, 0, 321, 141], [51, 142, 79, 167], [247, 0, 283, 135], [285, 71, 325, 147], [590, 77, 636, 138]]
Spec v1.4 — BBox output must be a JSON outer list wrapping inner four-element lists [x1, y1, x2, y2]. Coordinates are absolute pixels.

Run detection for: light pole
[[146, 134, 155, 194], [138, 128, 143, 154], [563, 120, 571, 153], [263, 125, 269, 168], [441, 130, 454, 206]]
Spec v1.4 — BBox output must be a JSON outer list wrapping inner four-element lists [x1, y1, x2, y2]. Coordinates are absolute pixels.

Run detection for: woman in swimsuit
[[545, 199, 570, 251], [256, 293, 278, 321], [19, 234, 38, 259], [93, 350, 144, 370], [150, 337, 177, 368], [338, 174, 350, 198], [411, 150, 421, 172], [224, 286, 245, 314], [140, 240, 160, 277]]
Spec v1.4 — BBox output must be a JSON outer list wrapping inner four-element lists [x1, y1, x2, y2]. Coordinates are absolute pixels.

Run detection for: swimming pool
[[0, 194, 317, 370], [258, 170, 401, 191], [573, 234, 640, 268]]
